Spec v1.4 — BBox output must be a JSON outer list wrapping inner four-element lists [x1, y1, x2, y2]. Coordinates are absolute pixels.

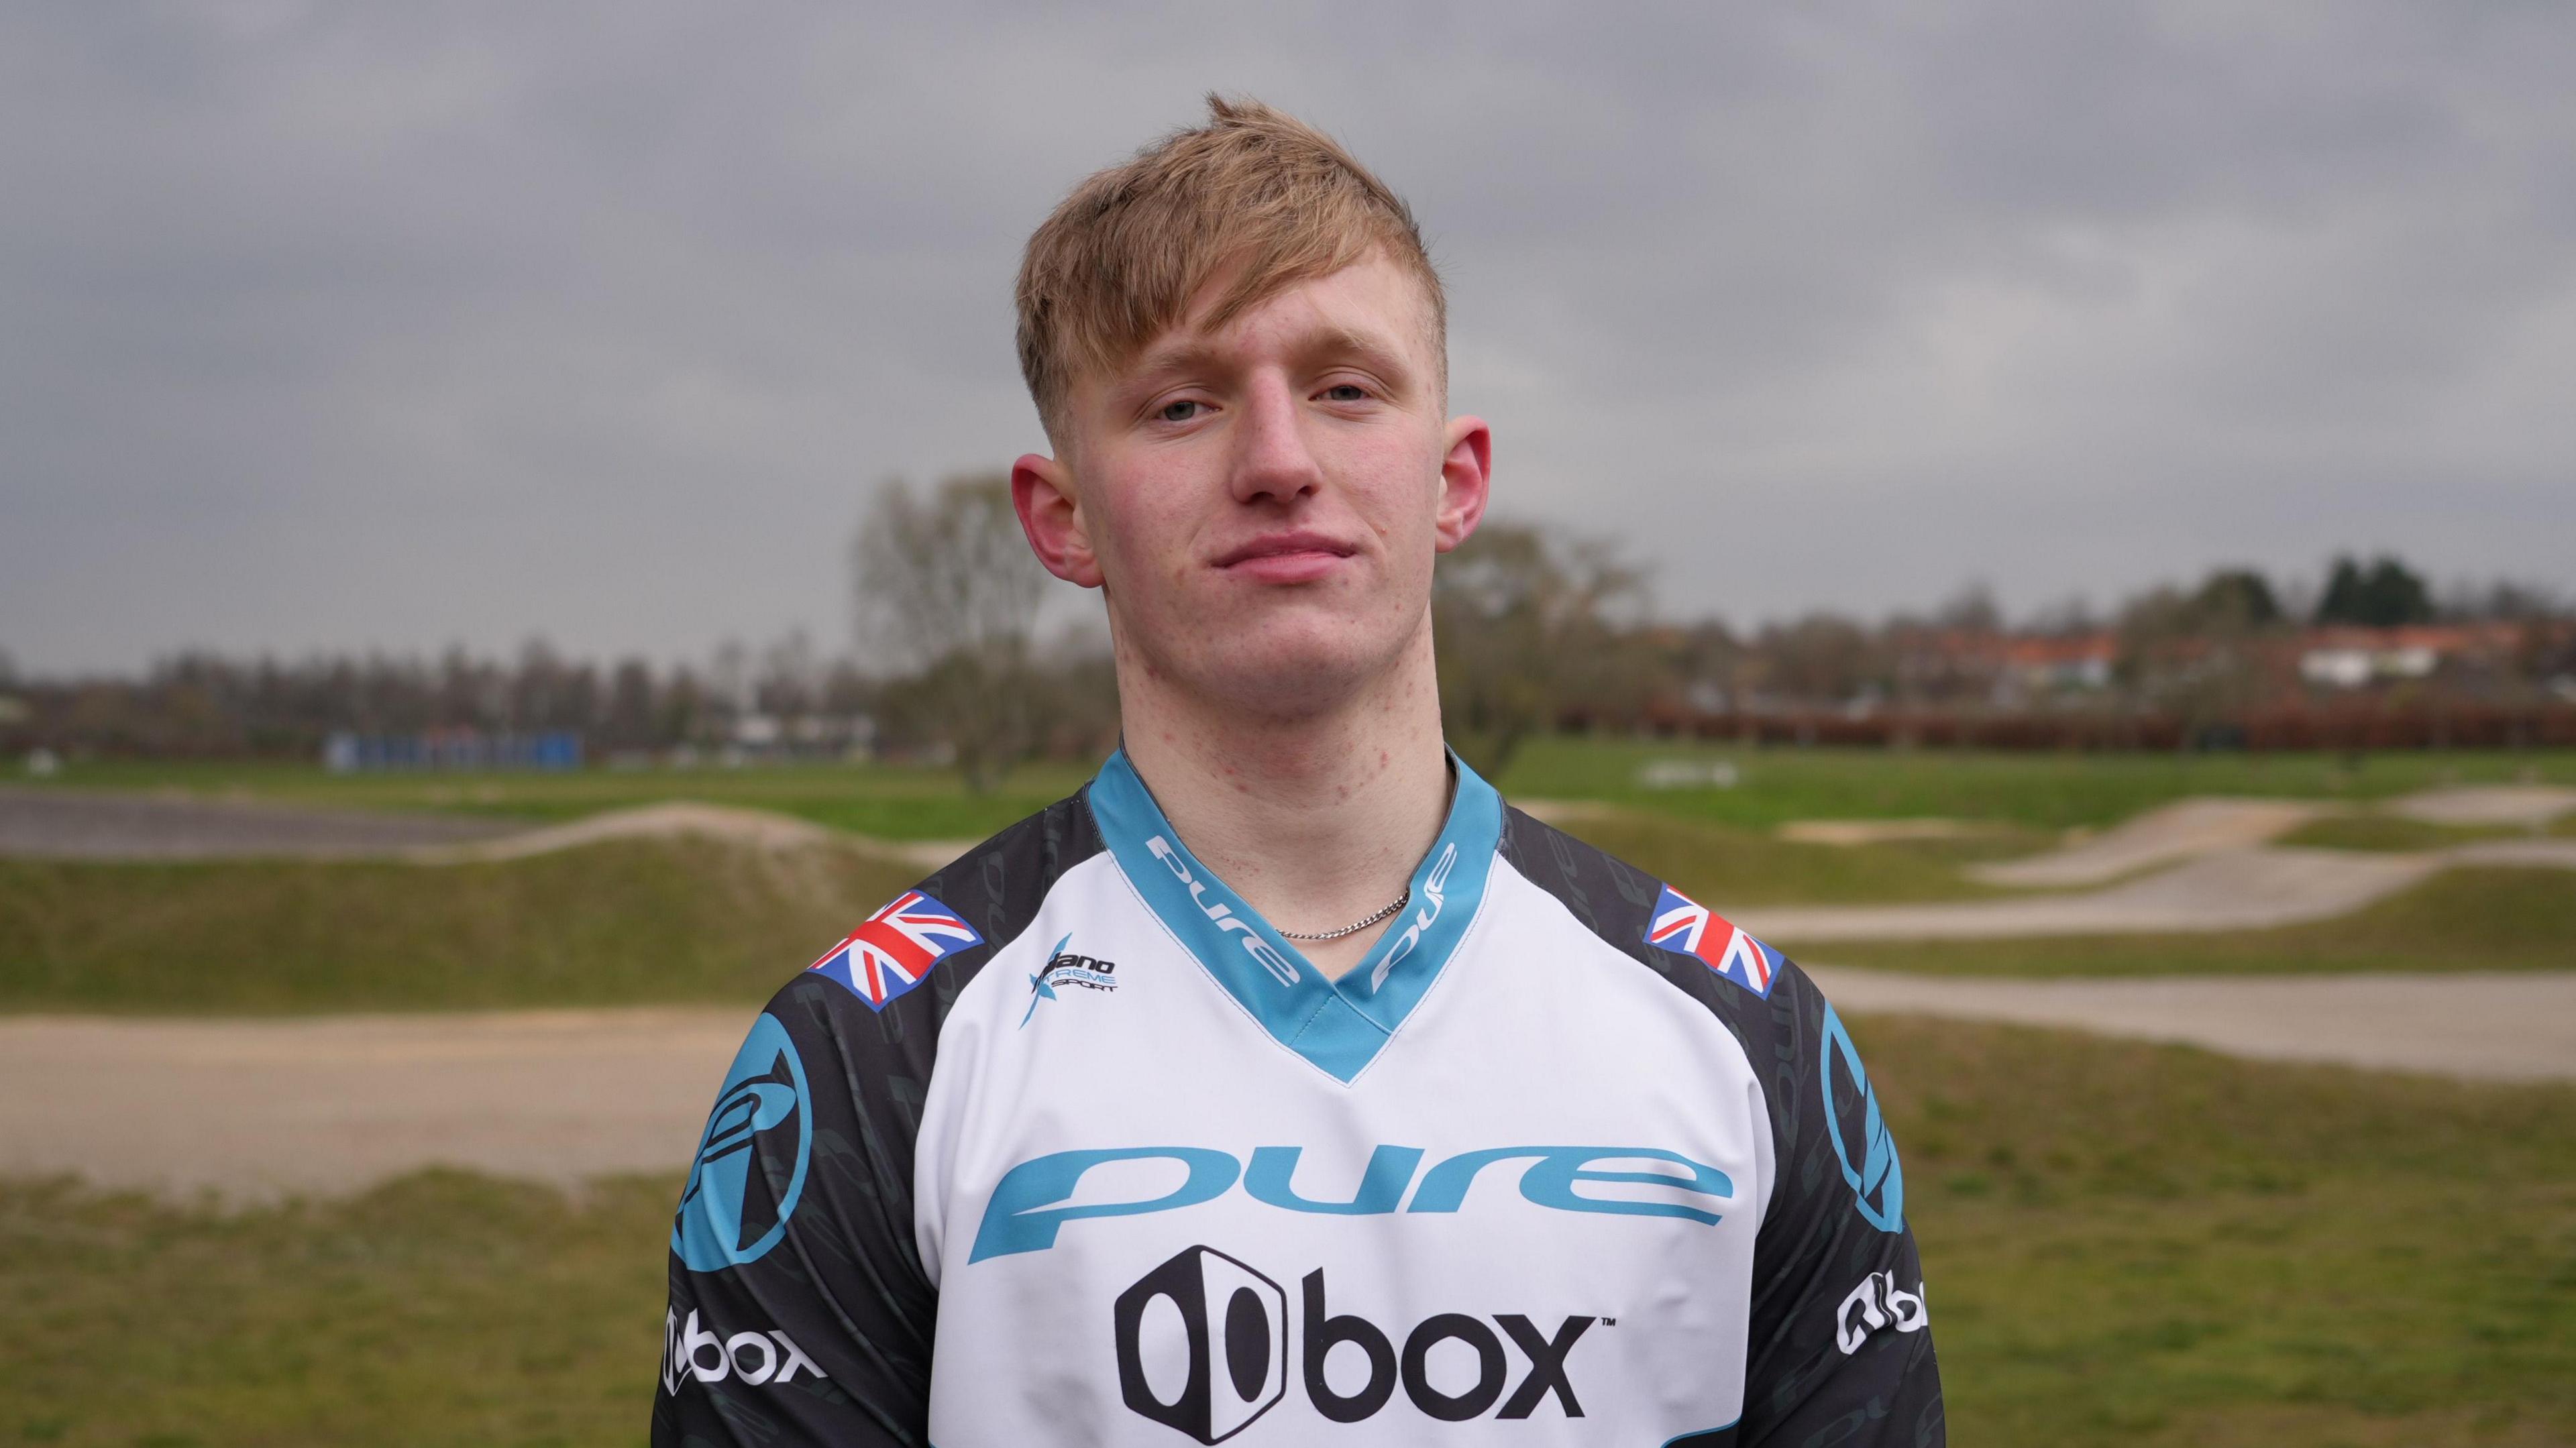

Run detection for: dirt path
[[0, 1008, 743, 1198], [1805, 966, 2576, 1084], [1741, 840, 2576, 942], [5, 971, 2570, 1199], [0, 785, 517, 858]]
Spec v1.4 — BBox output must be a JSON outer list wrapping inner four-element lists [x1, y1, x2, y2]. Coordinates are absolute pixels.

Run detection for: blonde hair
[[1016, 95, 1445, 443]]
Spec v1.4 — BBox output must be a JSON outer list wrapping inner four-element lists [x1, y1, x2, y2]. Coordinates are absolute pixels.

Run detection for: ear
[[1012, 451, 1104, 588], [1432, 414, 1492, 553]]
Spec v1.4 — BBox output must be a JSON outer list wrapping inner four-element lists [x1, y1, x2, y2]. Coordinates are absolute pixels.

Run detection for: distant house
[[1883, 628, 2118, 707], [2296, 624, 2523, 689], [2002, 634, 2117, 693]]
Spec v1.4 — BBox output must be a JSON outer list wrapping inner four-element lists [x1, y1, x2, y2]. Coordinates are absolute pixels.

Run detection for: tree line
[[3, 476, 2568, 782]]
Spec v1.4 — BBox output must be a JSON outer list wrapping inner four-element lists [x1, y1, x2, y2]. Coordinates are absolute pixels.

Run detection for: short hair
[[1015, 95, 1445, 445]]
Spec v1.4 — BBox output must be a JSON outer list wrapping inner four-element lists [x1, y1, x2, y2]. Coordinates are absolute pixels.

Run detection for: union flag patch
[[808, 889, 983, 1010], [1645, 883, 1780, 998]]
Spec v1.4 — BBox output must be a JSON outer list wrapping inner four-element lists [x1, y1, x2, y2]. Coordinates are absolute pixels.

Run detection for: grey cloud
[[1, 0, 2570, 672]]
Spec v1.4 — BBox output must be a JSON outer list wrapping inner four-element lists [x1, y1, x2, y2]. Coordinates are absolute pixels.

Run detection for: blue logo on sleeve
[[1819, 1004, 1903, 1233], [674, 1011, 813, 1271]]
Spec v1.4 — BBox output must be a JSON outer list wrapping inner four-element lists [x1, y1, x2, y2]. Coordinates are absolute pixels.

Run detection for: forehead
[[1095, 253, 1442, 396]]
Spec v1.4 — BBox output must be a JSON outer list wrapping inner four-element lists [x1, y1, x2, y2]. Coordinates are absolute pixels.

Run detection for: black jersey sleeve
[[1732, 961, 1942, 1447], [651, 793, 1101, 1447], [1498, 806, 1944, 1447], [652, 970, 938, 1446]]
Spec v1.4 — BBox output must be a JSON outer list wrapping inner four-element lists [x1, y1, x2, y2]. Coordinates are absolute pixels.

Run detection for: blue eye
[[1324, 384, 1368, 402], [1159, 400, 1202, 423]]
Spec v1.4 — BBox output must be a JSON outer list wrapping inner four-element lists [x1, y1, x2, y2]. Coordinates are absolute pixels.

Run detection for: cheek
[[1330, 435, 1444, 539], [1088, 472, 1198, 593]]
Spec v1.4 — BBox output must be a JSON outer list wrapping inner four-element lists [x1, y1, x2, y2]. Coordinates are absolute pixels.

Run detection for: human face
[[1013, 253, 1491, 719]]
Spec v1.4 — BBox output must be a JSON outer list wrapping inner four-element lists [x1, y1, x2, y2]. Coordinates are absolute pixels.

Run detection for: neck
[[1113, 619, 1451, 974]]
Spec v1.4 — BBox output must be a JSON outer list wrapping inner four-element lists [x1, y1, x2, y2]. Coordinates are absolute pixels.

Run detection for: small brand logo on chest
[[1022, 932, 1120, 1027]]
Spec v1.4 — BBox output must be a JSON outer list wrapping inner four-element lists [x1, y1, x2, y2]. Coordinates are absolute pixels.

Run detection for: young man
[[655, 97, 1940, 1446]]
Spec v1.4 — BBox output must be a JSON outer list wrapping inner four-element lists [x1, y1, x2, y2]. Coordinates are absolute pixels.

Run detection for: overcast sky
[[5, 1, 2571, 674]]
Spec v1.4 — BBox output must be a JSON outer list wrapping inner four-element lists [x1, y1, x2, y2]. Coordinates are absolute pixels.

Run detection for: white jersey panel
[[914, 852, 1774, 1445], [653, 754, 1941, 1448]]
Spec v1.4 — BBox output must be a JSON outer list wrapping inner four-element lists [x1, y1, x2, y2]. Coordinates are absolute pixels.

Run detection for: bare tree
[[1753, 613, 1880, 707], [1433, 522, 1653, 781], [852, 474, 1053, 790]]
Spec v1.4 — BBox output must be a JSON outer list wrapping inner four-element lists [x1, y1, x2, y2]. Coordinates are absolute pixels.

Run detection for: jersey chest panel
[[915, 856, 1774, 1445]]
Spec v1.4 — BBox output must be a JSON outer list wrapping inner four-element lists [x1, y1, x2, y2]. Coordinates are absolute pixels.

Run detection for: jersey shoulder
[[1499, 805, 1939, 1441], [1496, 803, 1801, 1037], [655, 789, 1108, 1445], [1495, 803, 1831, 1213], [788, 787, 1106, 1030]]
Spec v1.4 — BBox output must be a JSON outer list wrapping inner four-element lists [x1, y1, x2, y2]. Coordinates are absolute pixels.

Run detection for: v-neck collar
[[1085, 747, 1503, 1084]]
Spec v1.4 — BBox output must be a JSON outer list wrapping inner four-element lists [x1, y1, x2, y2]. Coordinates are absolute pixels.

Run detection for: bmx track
[[1, 783, 2567, 1198]]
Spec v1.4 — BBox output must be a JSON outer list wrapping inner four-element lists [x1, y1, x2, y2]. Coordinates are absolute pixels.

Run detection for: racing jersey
[[653, 750, 1941, 1446]]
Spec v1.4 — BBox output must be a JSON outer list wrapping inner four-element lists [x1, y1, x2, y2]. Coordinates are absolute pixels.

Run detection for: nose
[[1226, 372, 1324, 508]]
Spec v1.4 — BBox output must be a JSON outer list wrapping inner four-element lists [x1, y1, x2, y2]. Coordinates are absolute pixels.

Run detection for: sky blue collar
[[1086, 748, 1502, 1084]]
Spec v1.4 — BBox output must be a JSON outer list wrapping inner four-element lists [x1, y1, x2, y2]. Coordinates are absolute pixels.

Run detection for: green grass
[[1495, 737, 2576, 832], [1554, 807, 2043, 905], [28, 743, 2576, 838], [0, 840, 917, 1014], [1874, 1019, 2576, 1446], [1796, 868, 2576, 977], [3, 1019, 2568, 1447], [2277, 814, 2529, 852], [14, 757, 1095, 840], [0, 1170, 672, 1448]]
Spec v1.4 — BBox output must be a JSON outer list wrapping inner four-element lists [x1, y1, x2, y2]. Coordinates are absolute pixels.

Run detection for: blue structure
[[323, 728, 584, 773]]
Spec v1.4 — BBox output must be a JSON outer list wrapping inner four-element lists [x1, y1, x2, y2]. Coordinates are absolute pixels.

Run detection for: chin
[[1187, 612, 1413, 718]]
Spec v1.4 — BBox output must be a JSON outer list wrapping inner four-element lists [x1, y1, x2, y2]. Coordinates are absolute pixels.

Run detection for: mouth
[[1211, 531, 1358, 583]]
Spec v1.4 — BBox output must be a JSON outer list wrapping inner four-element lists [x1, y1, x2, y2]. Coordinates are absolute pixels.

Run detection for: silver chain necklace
[[1278, 886, 1411, 942]]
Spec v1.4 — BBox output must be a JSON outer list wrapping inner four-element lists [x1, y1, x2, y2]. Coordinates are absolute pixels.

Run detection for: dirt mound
[[1969, 798, 2324, 888], [1746, 846, 2440, 941], [0, 787, 974, 874], [1776, 819, 1986, 846], [405, 801, 840, 862], [2388, 785, 2576, 828]]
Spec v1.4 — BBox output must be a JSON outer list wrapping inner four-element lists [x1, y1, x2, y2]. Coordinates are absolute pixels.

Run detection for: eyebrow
[[1299, 325, 1414, 388], [1118, 340, 1230, 395], [1116, 323, 1418, 404]]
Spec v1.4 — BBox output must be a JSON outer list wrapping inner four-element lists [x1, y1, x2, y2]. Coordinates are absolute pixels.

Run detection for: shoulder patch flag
[[808, 889, 983, 1010], [1646, 883, 1782, 999]]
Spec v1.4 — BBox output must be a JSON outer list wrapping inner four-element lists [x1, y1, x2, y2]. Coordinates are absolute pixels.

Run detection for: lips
[[1212, 531, 1357, 569], [1212, 531, 1358, 583]]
